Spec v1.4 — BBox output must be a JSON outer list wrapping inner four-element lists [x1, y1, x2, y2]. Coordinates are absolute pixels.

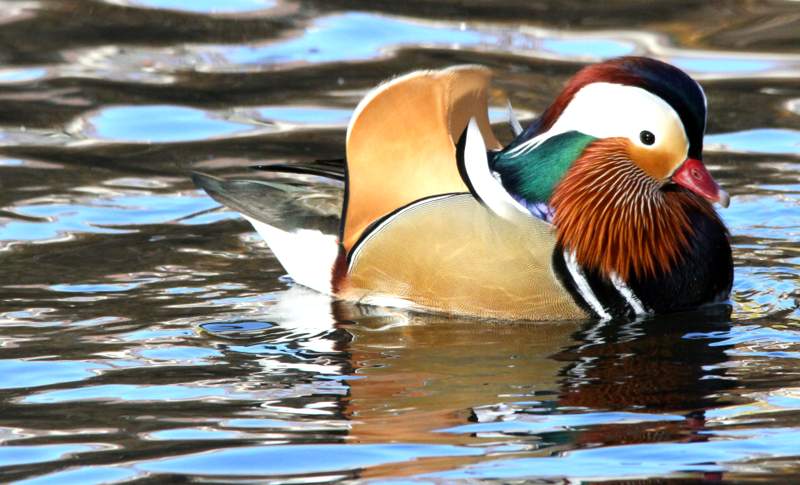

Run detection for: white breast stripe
[[610, 272, 649, 316], [564, 250, 611, 320]]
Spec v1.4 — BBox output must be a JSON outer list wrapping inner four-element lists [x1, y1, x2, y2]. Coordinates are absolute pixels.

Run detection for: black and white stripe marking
[[555, 249, 652, 320]]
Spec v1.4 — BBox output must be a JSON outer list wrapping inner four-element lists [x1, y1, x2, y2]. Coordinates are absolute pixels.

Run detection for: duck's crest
[[508, 56, 707, 159]]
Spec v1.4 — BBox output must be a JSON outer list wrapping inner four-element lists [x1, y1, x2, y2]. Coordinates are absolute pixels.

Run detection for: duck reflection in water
[[207, 287, 735, 477], [551, 309, 735, 448], [340, 304, 732, 422]]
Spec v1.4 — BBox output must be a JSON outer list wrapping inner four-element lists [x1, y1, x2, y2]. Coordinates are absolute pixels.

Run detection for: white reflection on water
[[105, 0, 276, 14], [788, 98, 800, 115], [0, 0, 39, 25], [444, 410, 684, 435]]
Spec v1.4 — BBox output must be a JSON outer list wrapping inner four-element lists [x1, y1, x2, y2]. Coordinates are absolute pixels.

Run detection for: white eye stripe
[[506, 82, 691, 164], [549, 82, 688, 150]]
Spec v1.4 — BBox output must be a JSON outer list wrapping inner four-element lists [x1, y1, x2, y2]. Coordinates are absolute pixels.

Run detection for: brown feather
[[342, 66, 501, 254], [550, 138, 719, 280]]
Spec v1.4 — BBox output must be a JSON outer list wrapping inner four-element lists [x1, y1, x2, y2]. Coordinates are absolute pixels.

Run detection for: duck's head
[[497, 56, 728, 207], [493, 57, 729, 279]]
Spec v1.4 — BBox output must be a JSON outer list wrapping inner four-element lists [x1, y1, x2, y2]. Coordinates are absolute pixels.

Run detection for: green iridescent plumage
[[492, 131, 596, 203]]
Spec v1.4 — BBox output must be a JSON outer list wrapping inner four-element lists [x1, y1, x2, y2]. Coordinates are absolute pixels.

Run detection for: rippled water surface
[[0, 0, 799, 482]]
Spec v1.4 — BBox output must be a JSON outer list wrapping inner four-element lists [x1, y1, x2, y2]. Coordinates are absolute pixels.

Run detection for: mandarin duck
[[194, 57, 733, 321]]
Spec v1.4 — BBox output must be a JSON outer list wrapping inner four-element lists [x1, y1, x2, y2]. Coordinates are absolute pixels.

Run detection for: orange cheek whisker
[[551, 138, 720, 281]]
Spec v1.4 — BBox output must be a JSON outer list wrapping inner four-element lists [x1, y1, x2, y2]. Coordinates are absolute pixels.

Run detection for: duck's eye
[[639, 130, 655, 145]]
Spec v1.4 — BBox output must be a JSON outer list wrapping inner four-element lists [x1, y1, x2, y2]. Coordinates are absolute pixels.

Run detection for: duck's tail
[[192, 168, 343, 294]]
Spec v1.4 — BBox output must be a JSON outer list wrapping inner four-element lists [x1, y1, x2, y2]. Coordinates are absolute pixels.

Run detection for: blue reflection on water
[[50, 283, 140, 293], [138, 443, 482, 476], [672, 57, 777, 74], [0, 445, 95, 467], [22, 384, 251, 404], [139, 346, 223, 362], [1, 192, 219, 243], [84, 105, 253, 143], [540, 38, 635, 59], [693, 325, 800, 348], [224, 418, 323, 429], [224, 13, 487, 65], [707, 129, 800, 155], [731, 267, 799, 318], [199, 321, 275, 335], [120, 328, 194, 342], [0, 68, 47, 84], [421, 428, 800, 480], [0, 360, 108, 389], [723, 194, 800, 234], [257, 106, 352, 125]]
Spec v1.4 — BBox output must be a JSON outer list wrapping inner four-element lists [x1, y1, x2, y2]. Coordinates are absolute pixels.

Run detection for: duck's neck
[[492, 131, 595, 203]]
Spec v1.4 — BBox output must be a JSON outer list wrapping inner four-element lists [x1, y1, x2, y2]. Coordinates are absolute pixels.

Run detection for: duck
[[194, 57, 733, 321]]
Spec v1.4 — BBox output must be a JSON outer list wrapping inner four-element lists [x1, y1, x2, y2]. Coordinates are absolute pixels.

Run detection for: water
[[0, 0, 798, 482]]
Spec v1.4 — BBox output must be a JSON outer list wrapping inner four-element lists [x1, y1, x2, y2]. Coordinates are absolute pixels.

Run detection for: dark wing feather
[[192, 170, 342, 236], [250, 160, 345, 182]]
